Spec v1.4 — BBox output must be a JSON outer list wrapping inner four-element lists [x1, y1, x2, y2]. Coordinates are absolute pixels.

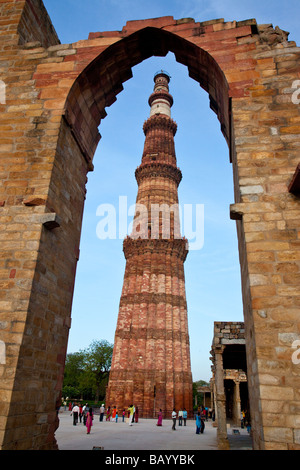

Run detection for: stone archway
[[0, 0, 300, 450]]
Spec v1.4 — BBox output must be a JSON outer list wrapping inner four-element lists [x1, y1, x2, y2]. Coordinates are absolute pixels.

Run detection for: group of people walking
[[103, 405, 139, 425], [69, 402, 140, 429], [170, 408, 188, 430], [158, 407, 205, 434], [195, 411, 205, 434], [70, 403, 94, 434], [69, 402, 206, 435]]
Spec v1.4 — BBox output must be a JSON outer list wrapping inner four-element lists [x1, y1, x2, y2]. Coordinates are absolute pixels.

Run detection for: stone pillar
[[212, 381, 218, 423], [214, 347, 230, 449], [233, 379, 241, 427]]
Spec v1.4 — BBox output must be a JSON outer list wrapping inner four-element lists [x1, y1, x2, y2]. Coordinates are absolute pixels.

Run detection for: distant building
[[210, 321, 250, 449]]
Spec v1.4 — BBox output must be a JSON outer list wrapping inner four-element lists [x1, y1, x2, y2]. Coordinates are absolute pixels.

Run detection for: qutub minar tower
[[106, 71, 193, 418]]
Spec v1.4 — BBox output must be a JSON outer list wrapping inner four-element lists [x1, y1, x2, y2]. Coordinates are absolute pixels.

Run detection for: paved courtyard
[[55, 410, 252, 451]]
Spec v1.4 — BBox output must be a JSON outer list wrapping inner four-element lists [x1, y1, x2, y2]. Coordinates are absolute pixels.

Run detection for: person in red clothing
[[156, 409, 163, 426], [86, 407, 93, 434]]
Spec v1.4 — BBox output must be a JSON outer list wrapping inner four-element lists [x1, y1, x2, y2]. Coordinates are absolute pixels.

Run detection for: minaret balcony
[[135, 161, 182, 186], [123, 236, 189, 261], [148, 91, 174, 108], [143, 114, 177, 135]]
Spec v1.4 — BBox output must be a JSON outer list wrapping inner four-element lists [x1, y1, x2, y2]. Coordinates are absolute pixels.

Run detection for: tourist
[[122, 409, 126, 422], [82, 403, 88, 425], [127, 405, 135, 426], [178, 408, 183, 426], [116, 410, 118, 423], [195, 411, 201, 434], [79, 404, 83, 423], [106, 406, 111, 421], [111, 406, 117, 422], [200, 409, 205, 433], [183, 408, 187, 426], [99, 404, 105, 422], [156, 409, 163, 426], [241, 410, 245, 428], [86, 407, 93, 434], [71, 403, 79, 426], [172, 408, 177, 430]]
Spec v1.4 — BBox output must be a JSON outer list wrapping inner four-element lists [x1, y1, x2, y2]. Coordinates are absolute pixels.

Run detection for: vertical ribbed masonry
[[106, 71, 193, 418]]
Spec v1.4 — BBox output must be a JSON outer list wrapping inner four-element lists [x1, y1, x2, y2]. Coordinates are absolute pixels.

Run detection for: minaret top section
[[148, 70, 174, 118]]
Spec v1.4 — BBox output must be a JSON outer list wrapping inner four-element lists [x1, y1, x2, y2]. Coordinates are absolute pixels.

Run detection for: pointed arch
[[64, 27, 231, 170]]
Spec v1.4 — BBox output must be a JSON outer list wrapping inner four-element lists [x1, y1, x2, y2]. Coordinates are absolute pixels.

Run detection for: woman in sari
[[111, 406, 117, 422], [86, 407, 93, 434], [156, 409, 163, 426], [106, 406, 111, 421], [195, 411, 201, 434]]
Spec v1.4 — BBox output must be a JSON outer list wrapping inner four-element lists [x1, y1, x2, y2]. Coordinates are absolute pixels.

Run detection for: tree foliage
[[192, 379, 210, 409], [62, 339, 113, 402]]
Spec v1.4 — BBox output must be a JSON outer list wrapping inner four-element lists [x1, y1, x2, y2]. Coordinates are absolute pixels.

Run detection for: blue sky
[[43, 1, 300, 382]]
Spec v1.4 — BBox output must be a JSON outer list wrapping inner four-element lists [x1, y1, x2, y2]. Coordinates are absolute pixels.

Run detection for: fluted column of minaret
[[133, 71, 182, 241], [106, 71, 193, 417]]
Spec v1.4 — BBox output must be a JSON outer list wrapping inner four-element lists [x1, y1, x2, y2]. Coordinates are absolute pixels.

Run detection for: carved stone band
[[135, 162, 182, 186], [123, 237, 189, 261]]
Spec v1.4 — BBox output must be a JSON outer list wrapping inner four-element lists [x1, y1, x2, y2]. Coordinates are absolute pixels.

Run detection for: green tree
[[62, 340, 113, 402], [193, 380, 210, 409], [81, 339, 113, 402], [62, 385, 80, 400], [63, 351, 85, 389]]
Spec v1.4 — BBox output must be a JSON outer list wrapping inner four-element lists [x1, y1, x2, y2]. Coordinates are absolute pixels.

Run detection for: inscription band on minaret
[[106, 71, 193, 418]]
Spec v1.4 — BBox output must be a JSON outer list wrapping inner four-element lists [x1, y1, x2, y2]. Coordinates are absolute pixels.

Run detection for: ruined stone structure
[[106, 71, 193, 418], [0, 0, 300, 450], [223, 369, 248, 426], [196, 385, 212, 410], [210, 322, 249, 448]]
